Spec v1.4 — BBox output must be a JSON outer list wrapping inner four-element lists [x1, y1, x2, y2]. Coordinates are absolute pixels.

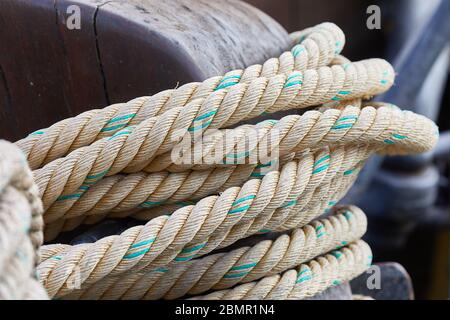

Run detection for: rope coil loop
[[17, 22, 346, 170], [62, 205, 367, 300], [190, 240, 372, 300], [3, 22, 438, 300], [0, 140, 47, 299]]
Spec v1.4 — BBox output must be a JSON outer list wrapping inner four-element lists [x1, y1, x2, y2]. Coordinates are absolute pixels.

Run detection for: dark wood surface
[[0, 0, 290, 141]]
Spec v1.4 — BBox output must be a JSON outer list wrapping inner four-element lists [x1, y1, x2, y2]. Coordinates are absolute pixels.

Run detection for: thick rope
[[145, 103, 437, 173], [32, 58, 395, 213], [190, 240, 371, 300], [38, 102, 437, 237], [40, 54, 372, 236], [35, 116, 436, 298], [62, 206, 367, 300], [17, 22, 346, 170], [0, 140, 47, 299], [43, 143, 367, 240], [320, 55, 363, 110], [4, 22, 436, 300], [37, 144, 368, 297]]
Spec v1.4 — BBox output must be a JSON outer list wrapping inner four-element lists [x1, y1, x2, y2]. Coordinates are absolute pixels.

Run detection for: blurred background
[[246, 0, 450, 299]]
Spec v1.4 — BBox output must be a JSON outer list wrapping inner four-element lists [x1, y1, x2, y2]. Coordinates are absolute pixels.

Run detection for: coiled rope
[[43, 141, 369, 239], [0, 140, 47, 299], [38, 145, 367, 298], [62, 205, 367, 300], [190, 240, 372, 300], [31, 57, 395, 212], [18, 22, 346, 170], [4, 22, 438, 300]]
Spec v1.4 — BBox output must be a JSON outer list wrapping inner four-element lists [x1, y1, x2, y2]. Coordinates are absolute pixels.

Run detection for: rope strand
[[18, 22, 346, 170], [63, 206, 366, 300], [7, 22, 436, 300], [190, 240, 371, 300], [37, 144, 369, 297], [0, 141, 47, 299]]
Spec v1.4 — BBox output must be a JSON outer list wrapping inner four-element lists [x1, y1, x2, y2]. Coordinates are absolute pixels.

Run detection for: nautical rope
[[189, 240, 372, 300], [37, 144, 367, 297], [0, 140, 47, 299], [17, 22, 346, 170], [43, 143, 368, 240], [40, 54, 372, 237], [32, 58, 395, 213], [4, 21, 437, 300], [61, 206, 367, 300], [35, 110, 436, 297], [319, 55, 363, 110], [145, 103, 436, 173], [37, 102, 437, 238]]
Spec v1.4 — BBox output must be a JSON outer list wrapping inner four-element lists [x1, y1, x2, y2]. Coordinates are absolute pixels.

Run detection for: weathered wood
[[0, 0, 290, 141], [0, 0, 71, 140], [54, 0, 110, 115]]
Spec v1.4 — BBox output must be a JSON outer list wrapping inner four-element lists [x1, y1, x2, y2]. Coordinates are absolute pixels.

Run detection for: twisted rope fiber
[[135, 144, 364, 240], [318, 54, 363, 110], [145, 55, 372, 173], [41, 53, 369, 233], [145, 103, 437, 173], [35, 79, 436, 298], [190, 240, 372, 300], [47, 159, 357, 249], [11, 21, 436, 300], [64, 159, 358, 230], [0, 140, 47, 299], [32, 57, 394, 214], [41, 102, 386, 218], [36, 105, 436, 298], [39, 102, 437, 236], [17, 22, 346, 170], [38, 144, 367, 297], [47, 157, 353, 245], [62, 206, 367, 300], [56, 144, 367, 240], [44, 143, 368, 241], [46, 147, 363, 267], [37, 98, 421, 225]]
